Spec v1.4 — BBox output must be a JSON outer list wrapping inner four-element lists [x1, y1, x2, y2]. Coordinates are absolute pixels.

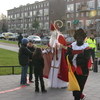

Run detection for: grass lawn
[[0, 40, 18, 45], [0, 40, 47, 48], [96, 52, 100, 58], [0, 48, 21, 75]]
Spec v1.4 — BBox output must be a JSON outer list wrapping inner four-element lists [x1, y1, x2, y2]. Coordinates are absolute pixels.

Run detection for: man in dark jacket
[[18, 33, 23, 48], [27, 40, 36, 82], [18, 38, 33, 86]]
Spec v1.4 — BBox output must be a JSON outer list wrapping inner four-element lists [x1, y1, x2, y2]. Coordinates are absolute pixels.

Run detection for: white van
[[3, 32, 16, 40]]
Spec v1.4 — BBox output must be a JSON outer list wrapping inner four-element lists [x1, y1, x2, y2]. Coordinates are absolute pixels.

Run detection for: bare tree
[[0, 13, 8, 32]]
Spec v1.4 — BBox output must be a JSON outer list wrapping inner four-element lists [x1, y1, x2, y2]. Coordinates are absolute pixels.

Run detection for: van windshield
[[9, 34, 14, 36]]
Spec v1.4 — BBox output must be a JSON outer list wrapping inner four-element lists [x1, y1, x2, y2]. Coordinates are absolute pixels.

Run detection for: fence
[[0, 66, 21, 75]]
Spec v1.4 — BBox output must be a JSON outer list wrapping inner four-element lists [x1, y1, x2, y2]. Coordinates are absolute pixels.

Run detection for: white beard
[[49, 31, 57, 47]]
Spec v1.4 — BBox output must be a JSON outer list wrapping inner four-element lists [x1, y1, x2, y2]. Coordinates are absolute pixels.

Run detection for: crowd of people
[[18, 22, 96, 100]]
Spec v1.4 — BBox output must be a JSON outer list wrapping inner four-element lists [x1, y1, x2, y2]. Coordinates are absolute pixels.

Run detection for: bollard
[[93, 57, 98, 72]]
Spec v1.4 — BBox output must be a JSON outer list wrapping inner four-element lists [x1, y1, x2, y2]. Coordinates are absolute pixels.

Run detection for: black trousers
[[73, 72, 88, 100], [18, 42, 22, 48], [28, 62, 33, 81], [34, 71, 45, 91], [91, 49, 95, 63]]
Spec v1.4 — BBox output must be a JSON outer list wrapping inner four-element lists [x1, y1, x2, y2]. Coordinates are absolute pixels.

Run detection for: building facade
[[66, 0, 100, 36], [7, 0, 66, 35]]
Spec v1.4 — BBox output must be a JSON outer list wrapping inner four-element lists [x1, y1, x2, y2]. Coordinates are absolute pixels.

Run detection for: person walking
[[27, 40, 36, 82], [18, 38, 33, 86], [18, 33, 23, 48], [86, 34, 97, 63], [65, 29, 92, 100], [32, 48, 47, 93]]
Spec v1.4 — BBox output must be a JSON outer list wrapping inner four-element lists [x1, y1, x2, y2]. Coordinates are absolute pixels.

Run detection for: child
[[18, 38, 33, 86], [32, 48, 47, 93], [27, 40, 36, 82]]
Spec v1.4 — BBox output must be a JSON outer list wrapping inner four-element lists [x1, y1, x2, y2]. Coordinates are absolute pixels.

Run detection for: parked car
[[22, 33, 29, 38], [3, 32, 16, 40], [13, 33, 19, 40], [95, 37, 100, 50], [66, 37, 75, 45], [41, 36, 51, 45], [0, 33, 5, 39], [27, 35, 41, 43]]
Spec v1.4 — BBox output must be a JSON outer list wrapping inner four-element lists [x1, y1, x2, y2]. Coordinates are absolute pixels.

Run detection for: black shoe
[[35, 90, 39, 93], [23, 83, 30, 86], [29, 80, 34, 83], [42, 90, 47, 93]]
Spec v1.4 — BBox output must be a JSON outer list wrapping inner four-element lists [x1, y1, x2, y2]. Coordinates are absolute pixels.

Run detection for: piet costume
[[65, 29, 92, 100], [42, 22, 68, 88]]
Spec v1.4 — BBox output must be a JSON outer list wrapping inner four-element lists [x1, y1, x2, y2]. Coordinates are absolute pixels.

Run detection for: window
[[25, 24, 27, 28], [44, 9, 49, 16], [21, 13, 23, 17], [38, 10, 43, 16], [67, 14, 69, 18], [47, 16, 49, 20], [39, 5, 41, 8], [47, 3, 49, 6], [87, 0, 95, 10], [67, 21, 71, 29], [25, 12, 28, 16], [29, 23, 32, 28], [67, 4, 74, 12], [39, 23, 43, 29], [98, 11, 100, 15], [86, 20, 91, 29], [41, 4, 43, 7], [78, 20, 83, 29], [21, 24, 23, 28], [44, 22, 49, 29], [36, 5, 38, 8], [76, 3, 81, 11], [71, 13, 73, 18], [30, 11, 32, 16], [86, 12, 89, 16], [76, 13, 79, 17], [67, 0, 70, 2], [97, 0, 100, 9], [17, 14, 20, 17], [81, 12, 84, 17], [41, 17, 43, 21], [44, 16, 46, 20], [44, 3, 46, 7], [33, 11, 37, 16]]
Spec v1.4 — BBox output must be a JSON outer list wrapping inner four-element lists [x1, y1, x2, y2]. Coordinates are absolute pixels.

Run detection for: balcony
[[87, 24, 96, 30], [77, 2, 94, 12], [17, 17, 23, 20], [24, 15, 32, 18], [11, 18, 16, 20]]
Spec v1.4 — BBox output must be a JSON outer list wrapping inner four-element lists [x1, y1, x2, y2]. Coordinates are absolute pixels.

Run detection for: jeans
[[20, 65, 28, 84], [29, 62, 33, 81]]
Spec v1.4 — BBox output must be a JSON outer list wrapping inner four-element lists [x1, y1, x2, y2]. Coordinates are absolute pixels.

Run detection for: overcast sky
[[0, 0, 44, 15]]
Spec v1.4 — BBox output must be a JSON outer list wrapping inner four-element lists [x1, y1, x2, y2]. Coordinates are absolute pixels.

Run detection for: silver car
[[41, 36, 50, 45], [27, 35, 41, 43]]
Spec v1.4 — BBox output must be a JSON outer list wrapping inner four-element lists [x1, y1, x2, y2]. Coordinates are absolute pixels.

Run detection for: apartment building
[[7, 0, 66, 34], [66, 0, 100, 36]]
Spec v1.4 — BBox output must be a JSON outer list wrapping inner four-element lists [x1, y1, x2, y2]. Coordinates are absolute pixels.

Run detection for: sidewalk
[[0, 42, 100, 100], [0, 42, 18, 52]]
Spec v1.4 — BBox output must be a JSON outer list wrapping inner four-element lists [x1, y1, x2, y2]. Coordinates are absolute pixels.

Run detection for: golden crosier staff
[[54, 20, 67, 50]]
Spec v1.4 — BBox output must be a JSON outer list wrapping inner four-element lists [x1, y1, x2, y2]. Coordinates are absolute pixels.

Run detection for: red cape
[[43, 35, 68, 82], [58, 48, 68, 82]]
